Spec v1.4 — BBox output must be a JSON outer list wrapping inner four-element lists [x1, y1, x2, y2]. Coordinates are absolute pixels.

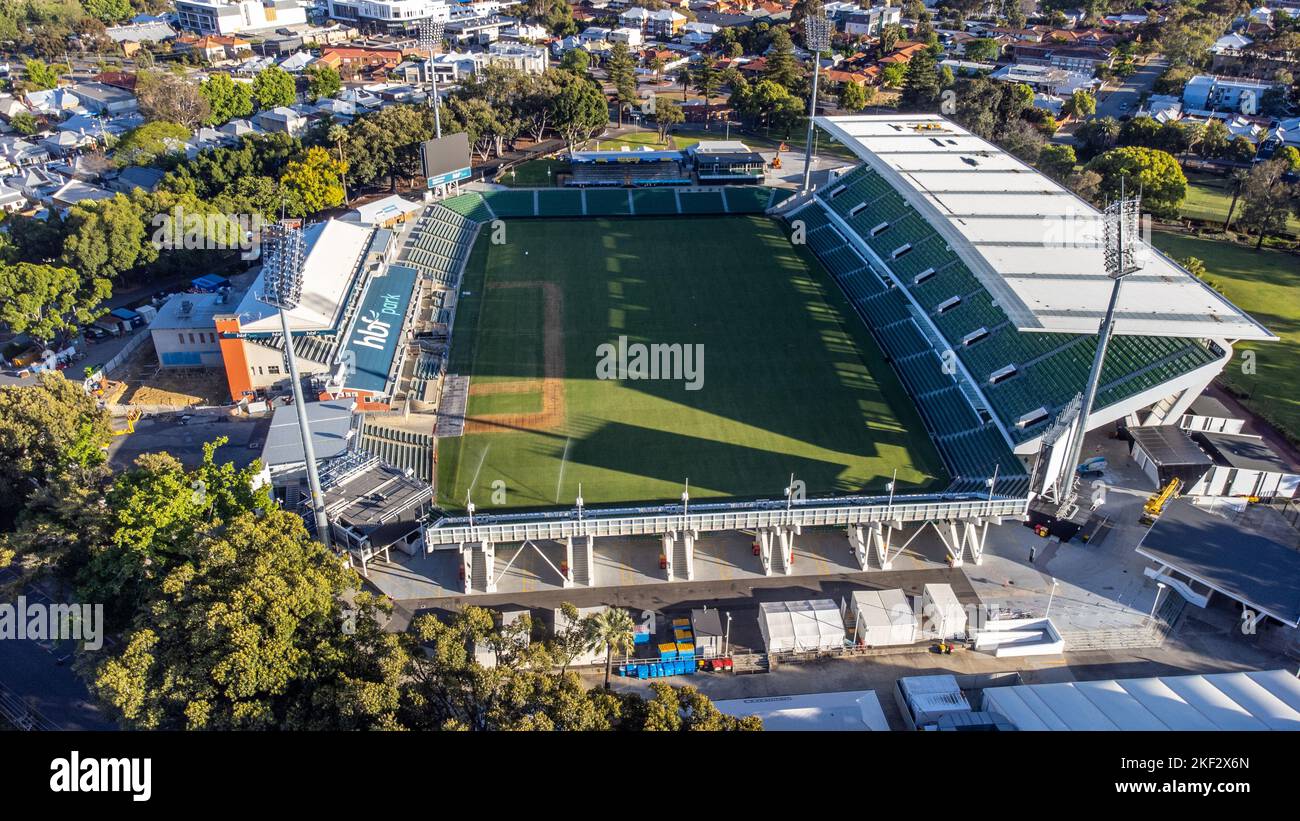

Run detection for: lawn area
[[437, 215, 948, 511], [1181, 170, 1300, 233], [1150, 229, 1300, 441], [497, 159, 566, 187]]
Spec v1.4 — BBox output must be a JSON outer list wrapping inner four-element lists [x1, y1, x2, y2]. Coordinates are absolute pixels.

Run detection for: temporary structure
[[896, 674, 972, 730], [983, 669, 1300, 731], [689, 607, 725, 657], [922, 583, 967, 639], [758, 599, 845, 653], [850, 589, 917, 646], [715, 690, 890, 731]]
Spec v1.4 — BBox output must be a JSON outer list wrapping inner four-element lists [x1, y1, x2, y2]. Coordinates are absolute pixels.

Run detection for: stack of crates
[[673, 619, 697, 675]]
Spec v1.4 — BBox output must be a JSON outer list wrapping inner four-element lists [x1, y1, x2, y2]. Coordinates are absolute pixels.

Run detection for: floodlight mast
[[259, 221, 332, 548], [1055, 191, 1142, 518], [419, 17, 445, 139], [801, 13, 832, 192]]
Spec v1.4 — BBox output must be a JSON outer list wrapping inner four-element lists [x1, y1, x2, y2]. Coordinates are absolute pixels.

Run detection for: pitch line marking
[[554, 436, 572, 503]]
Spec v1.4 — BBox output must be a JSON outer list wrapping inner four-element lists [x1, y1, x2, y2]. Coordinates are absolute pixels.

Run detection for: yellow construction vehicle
[[111, 408, 142, 437], [1140, 477, 1182, 525]]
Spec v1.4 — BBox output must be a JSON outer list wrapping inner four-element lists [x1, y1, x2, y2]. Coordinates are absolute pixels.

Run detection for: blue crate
[[637, 665, 649, 679]]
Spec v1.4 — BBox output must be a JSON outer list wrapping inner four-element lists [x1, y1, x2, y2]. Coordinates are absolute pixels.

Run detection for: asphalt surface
[[1094, 57, 1167, 121], [107, 412, 270, 472]]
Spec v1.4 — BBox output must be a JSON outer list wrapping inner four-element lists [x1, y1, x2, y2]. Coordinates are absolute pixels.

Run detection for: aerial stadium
[[401, 114, 1273, 592]]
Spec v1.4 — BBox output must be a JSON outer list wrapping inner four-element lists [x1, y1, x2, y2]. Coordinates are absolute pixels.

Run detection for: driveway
[[1095, 57, 1167, 120]]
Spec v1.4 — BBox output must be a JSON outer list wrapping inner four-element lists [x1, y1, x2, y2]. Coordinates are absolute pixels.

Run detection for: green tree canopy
[[1084, 146, 1187, 218], [251, 66, 297, 111], [199, 73, 254, 126]]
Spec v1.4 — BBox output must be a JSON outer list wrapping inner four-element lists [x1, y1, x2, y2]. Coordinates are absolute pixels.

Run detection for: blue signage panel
[[426, 166, 471, 188], [340, 264, 419, 394]]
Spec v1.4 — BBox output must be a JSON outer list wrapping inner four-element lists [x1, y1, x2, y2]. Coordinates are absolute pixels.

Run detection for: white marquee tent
[[983, 669, 1300, 731], [758, 600, 845, 653]]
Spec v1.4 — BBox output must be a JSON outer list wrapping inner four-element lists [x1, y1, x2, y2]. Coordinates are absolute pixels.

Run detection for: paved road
[[1095, 58, 1167, 120]]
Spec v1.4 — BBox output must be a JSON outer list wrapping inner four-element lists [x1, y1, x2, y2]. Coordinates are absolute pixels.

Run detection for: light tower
[[1055, 190, 1143, 518], [418, 16, 446, 139], [800, 11, 833, 192], [260, 220, 332, 548]]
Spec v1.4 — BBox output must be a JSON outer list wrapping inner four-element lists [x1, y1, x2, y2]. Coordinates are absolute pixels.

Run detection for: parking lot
[[107, 412, 270, 471]]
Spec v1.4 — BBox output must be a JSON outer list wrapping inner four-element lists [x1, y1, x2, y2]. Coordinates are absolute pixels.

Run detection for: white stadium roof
[[983, 669, 1300, 730], [234, 219, 373, 334], [816, 114, 1275, 342]]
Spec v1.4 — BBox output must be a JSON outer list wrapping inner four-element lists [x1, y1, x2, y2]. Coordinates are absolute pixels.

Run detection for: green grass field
[[1181, 170, 1300, 233], [436, 215, 948, 511], [1151, 230, 1300, 442]]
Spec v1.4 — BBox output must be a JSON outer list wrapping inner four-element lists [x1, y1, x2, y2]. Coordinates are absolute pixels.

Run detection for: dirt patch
[[463, 280, 565, 434], [113, 344, 230, 408]]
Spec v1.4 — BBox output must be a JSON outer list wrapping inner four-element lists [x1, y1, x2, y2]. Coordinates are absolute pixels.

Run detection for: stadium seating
[[584, 188, 634, 216], [401, 205, 479, 288], [482, 189, 537, 218], [723, 186, 773, 214], [537, 189, 584, 217], [439, 192, 494, 223], [678, 190, 726, 214]]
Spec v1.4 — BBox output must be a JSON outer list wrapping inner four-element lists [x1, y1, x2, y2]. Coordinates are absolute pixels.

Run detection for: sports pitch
[[436, 215, 947, 511]]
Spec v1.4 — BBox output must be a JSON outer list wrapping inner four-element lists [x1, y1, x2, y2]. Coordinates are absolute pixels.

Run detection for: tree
[[606, 42, 637, 127], [552, 70, 608, 152], [639, 682, 762, 731], [1073, 115, 1120, 159], [199, 73, 254, 126], [654, 98, 684, 140], [674, 65, 691, 101], [112, 121, 190, 167], [136, 71, 210, 129], [588, 607, 635, 688], [23, 59, 65, 91], [880, 63, 907, 89], [0, 262, 109, 345], [279, 146, 347, 216], [1061, 89, 1095, 120], [60, 190, 156, 281], [1238, 158, 1296, 250], [343, 105, 432, 190], [1038, 143, 1077, 180], [305, 64, 341, 102], [84, 0, 131, 22], [1224, 167, 1250, 230], [560, 47, 590, 75], [327, 123, 350, 206], [693, 54, 722, 109], [0, 373, 111, 528], [899, 49, 941, 111], [1199, 118, 1230, 157], [9, 111, 38, 135], [1085, 146, 1187, 218], [878, 23, 902, 58], [963, 37, 1000, 63], [763, 27, 801, 90], [251, 66, 296, 110], [838, 80, 872, 112], [1278, 145, 1300, 173]]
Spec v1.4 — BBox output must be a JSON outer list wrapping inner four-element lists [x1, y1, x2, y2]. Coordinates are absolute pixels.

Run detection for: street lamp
[[418, 16, 446, 139], [800, 11, 832, 193], [259, 220, 331, 548], [1046, 578, 1059, 617], [1149, 581, 1167, 620], [681, 478, 690, 521]]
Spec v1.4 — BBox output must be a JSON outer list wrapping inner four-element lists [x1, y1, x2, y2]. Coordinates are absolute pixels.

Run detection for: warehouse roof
[[260, 399, 356, 470], [815, 114, 1274, 341], [983, 669, 1300, 730], [1128, 425, 1214, 469], [1136, 499, 1300, 627], [1193, 432, 1294, 474]]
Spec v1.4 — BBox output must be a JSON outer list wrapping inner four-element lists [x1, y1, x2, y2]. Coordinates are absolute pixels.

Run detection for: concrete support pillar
[[482, 539, 496, 593], [872, 522, 894, 570], [777, 525, 796, 575], [965, 520, 988, 567], [583, 534, 594, 586], [848, 525, 869, 570], [563, 536, 574, 589], [757, 528, 773, 576], [682, 529, 697, 581], [661, 531, 675, 581], [460, 542, 472, 594]]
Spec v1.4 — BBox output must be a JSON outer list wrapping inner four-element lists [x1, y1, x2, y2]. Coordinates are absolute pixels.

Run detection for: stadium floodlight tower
[[260, 220, 331, 548], [418, 16, 445, 139], [1055, 190, 1143, 519], [800, 11, 833, 192]]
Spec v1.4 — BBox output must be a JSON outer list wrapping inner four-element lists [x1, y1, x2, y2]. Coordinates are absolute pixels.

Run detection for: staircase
[[771, 540, 788, 575], [731, 653, 770, 674], [1059, 594, 1186, 652], [672, 538, 690, 581], [571, 542, 591, 587], [469, 548, 488, 594]]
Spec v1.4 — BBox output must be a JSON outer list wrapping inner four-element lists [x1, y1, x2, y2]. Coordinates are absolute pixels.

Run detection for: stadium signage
[[426, 167, 471, 188], [596, 335, 704, 391]]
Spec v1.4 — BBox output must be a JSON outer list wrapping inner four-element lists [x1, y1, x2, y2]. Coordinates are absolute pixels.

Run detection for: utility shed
[[850, 589, 917, 646], [896, 674, 973, 730], [758, 600, 845, 653], [982, 669, 1300, 731], [922, 584, 967, 639], [689, 608, 724, 657], [1128, 424, 1214, 490]]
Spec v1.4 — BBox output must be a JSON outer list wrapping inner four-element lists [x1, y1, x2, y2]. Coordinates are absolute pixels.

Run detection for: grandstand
[[474, 186, 782, 219], [787, 113, 1272, 479], [567, 149, 690, 187]]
